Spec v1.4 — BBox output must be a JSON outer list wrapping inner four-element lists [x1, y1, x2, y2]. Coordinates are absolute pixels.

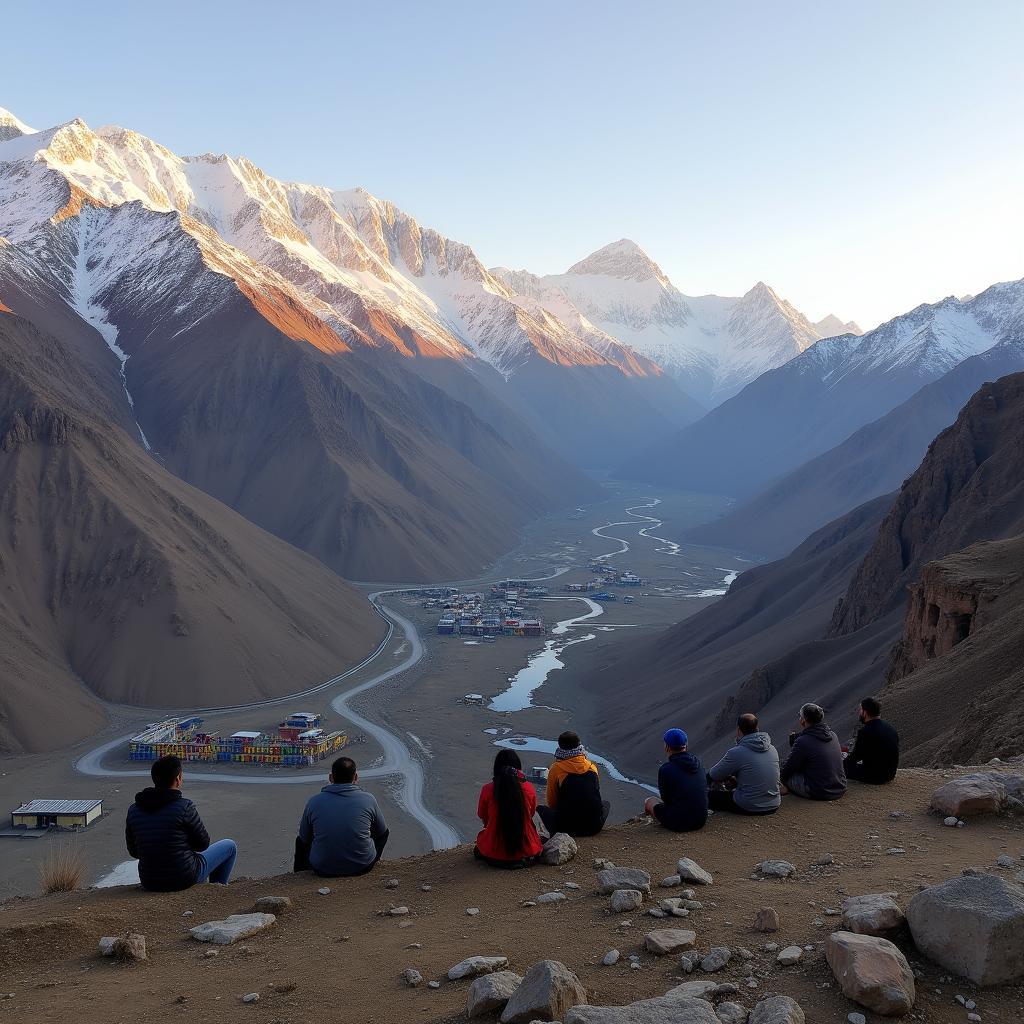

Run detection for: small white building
[[11, 798, 103, 830]]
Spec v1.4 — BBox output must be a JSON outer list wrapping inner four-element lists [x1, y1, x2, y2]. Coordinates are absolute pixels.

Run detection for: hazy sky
[[4, 0, 1023, 328]]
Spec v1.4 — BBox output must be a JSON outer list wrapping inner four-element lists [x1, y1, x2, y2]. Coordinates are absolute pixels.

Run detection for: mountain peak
[[0, 107, 37, 142], [815, 313, 864, 339], [567, 239, 667, 283]]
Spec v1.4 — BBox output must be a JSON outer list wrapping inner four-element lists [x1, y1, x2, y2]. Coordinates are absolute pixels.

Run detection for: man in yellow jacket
[[538, 731, 611, 836]]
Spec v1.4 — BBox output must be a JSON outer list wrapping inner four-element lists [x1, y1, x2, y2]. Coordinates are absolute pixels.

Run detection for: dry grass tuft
[[39, 844, 85, 894]]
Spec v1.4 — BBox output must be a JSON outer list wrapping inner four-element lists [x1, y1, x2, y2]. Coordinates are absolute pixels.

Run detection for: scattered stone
[[98, 937, 118, 957], [252, 896, 292, 915], [647, 908, 667, 918], [200, 948, 218, 959], [679, 951, 697, 973], [930, 774, 1006, 818], [241, 992, 260, 1004], [659, 897, 690, 917], [500, 959, 587, 1023], [541, 832, 578, 865], [660, 874, 682, 888], [405, 942, 422, 949], [997, 854, 1017, 869], [701, 947, 732, 972], [535, 891, 566, 904], [814, 854, 834, 866], [907, 873, 1024, 985], [601, 949, 620, 966], [99, 934, 146, 961], [389, 906, 410, 916], [677, 857, 713, 885], [466, 907, 481, 916], [757, 860, 796, 878], [420, 883, 432, 891], [428, 981, 441, 989], [717, 1003, 748, 1024], [847, 1015, 866, 1024], [182, 910, 193, 917], [943, 816, 959, 827], [565, 984, 718, 1023], [714, 983, 739, 997], [887, 847, 906, 856], [597, 867, 651, 894], [593, 858, 615, 870], [645, 928, 697, 955], [385, 878, 400, 888], [403, 969, 424, 987], [736, 947, 754, 960], [673, 980, 719, 998], [190, 914, 276, 945], [825, 931, 915, 1015], [468, 971, 523, 1017], [841, 894, 906, 937], [753, 907, 780, 932], [317, 886, 331, 895], [748, 995, 805, 1024], [448, 955, 510, 980], [763, 942, 778, 952], [610, 889, 644, 913], [564, 882, 581, 890], [776, 946, 803, 966]]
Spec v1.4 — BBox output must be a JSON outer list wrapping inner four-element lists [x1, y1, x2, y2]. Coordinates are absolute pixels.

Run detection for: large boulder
[[907, 874, 1024, 985], [500, 959, 587, 1023], [468, 971, 523, 1017], [748, 996, 804, 1024], [645, 928, 697, 955], [565, 985, 718, 1023], [825, 931, 915, 1016], [841, 894, 906, 937], [542, 832, 578, 865], [449, 955, 511, 980], [597, 868, 652, 894], [189, 913, 276, 945], [930, 774, 1005, 818]]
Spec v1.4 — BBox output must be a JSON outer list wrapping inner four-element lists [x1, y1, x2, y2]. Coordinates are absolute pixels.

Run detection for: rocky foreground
[[2, 765, 1024, 1023]]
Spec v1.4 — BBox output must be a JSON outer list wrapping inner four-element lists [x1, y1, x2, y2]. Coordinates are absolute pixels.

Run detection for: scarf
[[555, 744, 586, 760]]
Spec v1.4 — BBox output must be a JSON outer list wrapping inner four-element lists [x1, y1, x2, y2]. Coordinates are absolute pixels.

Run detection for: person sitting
[[780, 703, 847, 801], [537, 730, 611, 837], [125, 754, 237, 891], [644, 728, 708, 832], [295, 756, 389, 877], [845, 696, 900, 784], [475, 749, 544, 868], [706, 713, 781, 814]]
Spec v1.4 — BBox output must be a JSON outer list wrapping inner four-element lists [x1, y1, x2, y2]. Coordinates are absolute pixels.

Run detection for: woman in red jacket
[[475, 750, 544, 868]]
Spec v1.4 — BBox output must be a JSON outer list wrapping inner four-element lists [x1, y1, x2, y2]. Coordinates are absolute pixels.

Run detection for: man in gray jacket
[[295, 756, 390, 876], [706, 713, 781, 815]]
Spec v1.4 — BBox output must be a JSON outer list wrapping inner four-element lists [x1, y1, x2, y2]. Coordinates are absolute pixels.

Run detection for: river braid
[[492, 749, 528, 857]]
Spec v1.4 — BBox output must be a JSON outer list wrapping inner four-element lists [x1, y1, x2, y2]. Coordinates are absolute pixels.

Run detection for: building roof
[[230, 731, 262, 739], [13, 798, 102, 815]]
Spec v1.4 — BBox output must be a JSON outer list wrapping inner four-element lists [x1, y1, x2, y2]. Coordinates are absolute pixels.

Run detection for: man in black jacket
[[780, 703, 847, 801], [643, 728, 708, 832], [845, 696, 900, 784], [125, 755, 237, 891]]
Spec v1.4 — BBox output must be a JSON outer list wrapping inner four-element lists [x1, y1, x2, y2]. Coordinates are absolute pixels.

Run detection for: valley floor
[[1, 767, 1022, 1023], [0, 485, 746, 898]]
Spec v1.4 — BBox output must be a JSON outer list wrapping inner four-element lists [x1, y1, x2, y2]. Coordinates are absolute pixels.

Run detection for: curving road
[[76, 590, 459, 848]]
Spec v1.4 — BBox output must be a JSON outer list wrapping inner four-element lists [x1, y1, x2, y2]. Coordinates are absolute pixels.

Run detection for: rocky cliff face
[[830, 373, 1024, 637]]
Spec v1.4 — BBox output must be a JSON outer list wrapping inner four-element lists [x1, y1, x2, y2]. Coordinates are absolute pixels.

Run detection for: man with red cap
[[644, 728, 708, 832]]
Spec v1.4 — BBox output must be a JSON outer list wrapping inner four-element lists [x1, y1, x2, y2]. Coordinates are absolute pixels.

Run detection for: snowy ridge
[[492, 249, 837, 404]]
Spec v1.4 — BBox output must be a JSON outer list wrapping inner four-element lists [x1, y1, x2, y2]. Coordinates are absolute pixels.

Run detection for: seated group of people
[[123, 699, 899, 888]]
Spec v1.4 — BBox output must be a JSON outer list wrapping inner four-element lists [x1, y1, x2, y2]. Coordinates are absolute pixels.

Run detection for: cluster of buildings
[[127, 712, 347, 767], [432, 580, 547, 637]]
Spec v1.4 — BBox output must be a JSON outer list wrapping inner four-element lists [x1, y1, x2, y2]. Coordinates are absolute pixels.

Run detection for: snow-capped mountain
[[814, 313, 863, 339], [492, 240, 852, 405], [622, 279, 1024, 498]]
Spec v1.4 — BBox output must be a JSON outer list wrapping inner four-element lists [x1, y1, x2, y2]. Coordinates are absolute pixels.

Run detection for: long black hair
[[492, 749, 527, 855]]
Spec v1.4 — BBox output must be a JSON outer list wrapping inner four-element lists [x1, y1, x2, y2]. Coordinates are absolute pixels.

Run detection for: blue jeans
[[196, 839, 237, 884]]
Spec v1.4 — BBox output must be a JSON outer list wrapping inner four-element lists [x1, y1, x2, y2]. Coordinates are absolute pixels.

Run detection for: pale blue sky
[[4, 0, 1023, 327]]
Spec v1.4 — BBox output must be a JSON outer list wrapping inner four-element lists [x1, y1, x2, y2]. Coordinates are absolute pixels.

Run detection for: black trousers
[[537, 800, 610, 837]]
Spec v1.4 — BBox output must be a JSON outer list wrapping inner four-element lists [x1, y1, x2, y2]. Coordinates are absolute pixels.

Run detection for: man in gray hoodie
[[706, 713, 781, 815], [295, 756, 389, 876]]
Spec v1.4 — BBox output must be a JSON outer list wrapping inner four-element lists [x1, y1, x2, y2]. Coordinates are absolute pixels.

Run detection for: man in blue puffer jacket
[[126, 755, 237, 891]]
